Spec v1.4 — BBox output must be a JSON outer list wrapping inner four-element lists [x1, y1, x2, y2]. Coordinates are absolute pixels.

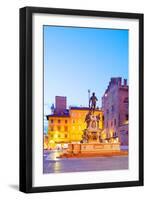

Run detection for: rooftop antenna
[[88, 89, 90, 107]]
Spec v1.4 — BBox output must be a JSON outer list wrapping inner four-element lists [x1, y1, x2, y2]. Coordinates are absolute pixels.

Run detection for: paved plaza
[[43, 150, 128, 173]]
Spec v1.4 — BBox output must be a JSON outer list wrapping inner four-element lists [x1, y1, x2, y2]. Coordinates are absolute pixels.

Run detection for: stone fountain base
[[63, 110, 121, 157], [66, 142, 120, 155]]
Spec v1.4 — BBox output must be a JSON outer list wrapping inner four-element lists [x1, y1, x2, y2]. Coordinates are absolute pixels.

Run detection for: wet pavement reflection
[[43, 150, 128, 173]]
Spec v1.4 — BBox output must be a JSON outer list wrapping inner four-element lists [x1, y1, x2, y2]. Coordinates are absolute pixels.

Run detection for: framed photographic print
[[19, 7, 144, 193]]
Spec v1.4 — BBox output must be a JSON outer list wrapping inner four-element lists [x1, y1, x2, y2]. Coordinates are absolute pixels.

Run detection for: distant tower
[[51, 104, 55, 114], [55, 96, 67, 114]]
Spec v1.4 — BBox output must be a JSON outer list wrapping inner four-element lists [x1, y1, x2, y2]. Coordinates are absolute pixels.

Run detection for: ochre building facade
[[47, 107, 104, 148]]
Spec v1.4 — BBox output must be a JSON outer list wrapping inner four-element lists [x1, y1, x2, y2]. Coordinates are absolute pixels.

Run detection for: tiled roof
[[46, 113, 69, 120]]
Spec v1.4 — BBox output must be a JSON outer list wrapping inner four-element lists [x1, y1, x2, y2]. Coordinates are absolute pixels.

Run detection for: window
[[125, 103, 128, 110], [111, 121, 113, 127], [65, 119, 68, 124], [123, 97, 128, 103], [111, 105, 114, 112], [50, 126, 54, 131], [65, 134, 68, 138], [58, 119, 61, 123], [64, 126, 68, 132], [51, 119, 54, 124], [57, 126, 61, 131], [102, 116, 104, 121], [113, 132, 117, 137], [126, 114, 128, 120]]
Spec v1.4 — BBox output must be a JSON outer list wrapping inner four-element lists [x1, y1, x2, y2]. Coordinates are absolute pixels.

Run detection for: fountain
[[64, 92, 120, 156]]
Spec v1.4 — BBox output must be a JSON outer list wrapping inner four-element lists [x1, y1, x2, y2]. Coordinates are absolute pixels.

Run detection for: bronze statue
[[89, 92, 98, 111], [81, 92, 100, 144]]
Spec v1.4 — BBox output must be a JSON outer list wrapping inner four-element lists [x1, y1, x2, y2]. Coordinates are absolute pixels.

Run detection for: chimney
[[117, 77, 122, 86], [124, 79, 127, 86]]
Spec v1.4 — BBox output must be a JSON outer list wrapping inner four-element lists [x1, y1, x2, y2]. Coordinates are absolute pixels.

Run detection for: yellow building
[[47, 107, 104, 149]]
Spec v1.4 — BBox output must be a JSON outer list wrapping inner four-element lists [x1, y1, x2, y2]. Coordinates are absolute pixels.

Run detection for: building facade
[[46, 96, 104, 148], [102, 77, 128, 145]]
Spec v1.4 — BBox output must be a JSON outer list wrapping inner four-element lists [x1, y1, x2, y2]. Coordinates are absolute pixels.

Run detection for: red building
[[102, 77, 128, 146]]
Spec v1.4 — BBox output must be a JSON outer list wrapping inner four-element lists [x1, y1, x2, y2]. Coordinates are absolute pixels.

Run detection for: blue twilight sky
[[44, 26, 128, 117]]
